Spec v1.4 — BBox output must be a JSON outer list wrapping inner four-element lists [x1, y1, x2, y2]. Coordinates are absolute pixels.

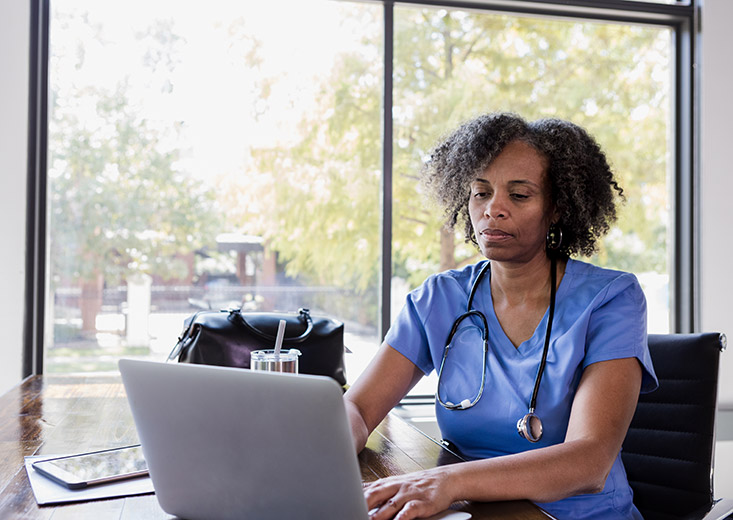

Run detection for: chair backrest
[[621, 333, 726, 520]]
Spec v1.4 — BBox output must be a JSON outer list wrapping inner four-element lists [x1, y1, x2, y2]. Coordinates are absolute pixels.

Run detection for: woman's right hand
[[363, 467, 457, 520]]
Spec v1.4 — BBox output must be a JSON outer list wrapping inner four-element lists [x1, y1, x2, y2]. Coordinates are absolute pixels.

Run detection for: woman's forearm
[[343, 344, 427, 454], [362, 438, 614, 520], [439, 359, 639, 505], [437, 358, 642, 505], [345, 399, 370, 453], [439, 438, 613, 504]]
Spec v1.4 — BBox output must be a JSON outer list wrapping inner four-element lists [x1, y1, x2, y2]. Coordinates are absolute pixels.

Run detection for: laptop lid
[[119, 359, 369, 520]]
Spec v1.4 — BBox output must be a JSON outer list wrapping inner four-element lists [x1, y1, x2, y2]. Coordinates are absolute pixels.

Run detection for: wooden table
[[0, 374, 549, 519]]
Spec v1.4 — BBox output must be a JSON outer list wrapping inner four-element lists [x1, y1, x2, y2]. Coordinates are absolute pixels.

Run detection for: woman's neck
[[490, 255, 565, 307]]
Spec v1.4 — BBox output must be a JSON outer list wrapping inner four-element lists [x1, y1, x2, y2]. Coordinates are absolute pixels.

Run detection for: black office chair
[[621, 333, 732, 520]]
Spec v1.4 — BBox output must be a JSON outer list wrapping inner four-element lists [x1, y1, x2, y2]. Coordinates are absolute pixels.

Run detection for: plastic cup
[[250, 349, 301, 374]]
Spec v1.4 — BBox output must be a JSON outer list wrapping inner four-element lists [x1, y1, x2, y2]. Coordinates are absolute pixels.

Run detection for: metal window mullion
[[673, 14, 698, 333], [24, 0, 50, 377], [691, 1, 701, 333], [386, 0, 692, 26], [380, 1, 395, 342]]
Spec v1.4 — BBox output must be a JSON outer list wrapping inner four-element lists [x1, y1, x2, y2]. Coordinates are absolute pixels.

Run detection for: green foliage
[[48, 9, 222, 289], [250, 49, 383, 292], [236, 6, 671, 304], [49, 3, 671, 332], [392, 10, 670, 278], [49, 83, 220, 286]]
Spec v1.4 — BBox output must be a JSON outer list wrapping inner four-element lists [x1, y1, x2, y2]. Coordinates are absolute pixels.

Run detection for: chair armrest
[[689, 498, 733, 520]]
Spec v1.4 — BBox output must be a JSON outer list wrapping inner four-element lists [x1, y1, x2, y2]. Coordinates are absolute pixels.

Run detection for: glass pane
[[392, 7, 672, 394], [46, 0, 382, 376]]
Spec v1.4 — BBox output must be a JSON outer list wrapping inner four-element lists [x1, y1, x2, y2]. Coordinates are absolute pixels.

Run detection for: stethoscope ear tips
[[441, 398, 475, 410], [517, 412, 543, 443]]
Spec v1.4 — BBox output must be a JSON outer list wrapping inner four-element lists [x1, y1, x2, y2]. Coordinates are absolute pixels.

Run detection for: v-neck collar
[[474, 259, 572, 357]]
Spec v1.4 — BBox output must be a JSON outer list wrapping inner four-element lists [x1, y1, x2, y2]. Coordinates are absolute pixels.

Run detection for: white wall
[[0, 0, 30, 395], [700, 0, 733, 408]]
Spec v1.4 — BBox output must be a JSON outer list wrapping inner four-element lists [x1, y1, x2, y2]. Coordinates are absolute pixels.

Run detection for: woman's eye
[[511, 193, 529, 200], [472, 191, 488, 198]]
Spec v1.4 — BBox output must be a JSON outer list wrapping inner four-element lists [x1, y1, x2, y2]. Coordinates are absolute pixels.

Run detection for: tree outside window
[[46, 1, 671, 378]]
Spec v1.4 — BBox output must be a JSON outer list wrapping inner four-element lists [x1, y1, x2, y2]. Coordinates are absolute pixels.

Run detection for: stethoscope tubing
[[528, 255, 557, 414], [436, 257, 558, 443], [436, 309, 489, 410]]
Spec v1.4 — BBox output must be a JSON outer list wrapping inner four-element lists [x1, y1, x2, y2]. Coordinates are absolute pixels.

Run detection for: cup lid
[[251, 348, 301, 360]]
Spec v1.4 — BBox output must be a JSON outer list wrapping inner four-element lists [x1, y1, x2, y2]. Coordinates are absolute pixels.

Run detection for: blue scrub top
[[385, 259, 658, 520]]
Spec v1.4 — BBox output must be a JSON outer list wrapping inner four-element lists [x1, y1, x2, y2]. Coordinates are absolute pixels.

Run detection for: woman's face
[[468, 140, 553, 264]]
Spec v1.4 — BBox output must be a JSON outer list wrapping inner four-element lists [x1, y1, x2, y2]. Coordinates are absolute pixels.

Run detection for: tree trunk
[[440, 226, 456, 271], [261, 246, 278, 311], [80, 273, 104, 333]]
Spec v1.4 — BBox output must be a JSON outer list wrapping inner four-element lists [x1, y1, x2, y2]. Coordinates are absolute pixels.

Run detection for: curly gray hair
[[421, 112, 623, 257]]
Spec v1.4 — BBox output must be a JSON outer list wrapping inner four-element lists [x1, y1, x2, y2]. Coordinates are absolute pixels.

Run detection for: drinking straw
[[274, 319, 286, 360]]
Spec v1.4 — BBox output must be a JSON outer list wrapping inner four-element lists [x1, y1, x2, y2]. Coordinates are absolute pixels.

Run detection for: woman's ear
[[549, 204, 561, 225]]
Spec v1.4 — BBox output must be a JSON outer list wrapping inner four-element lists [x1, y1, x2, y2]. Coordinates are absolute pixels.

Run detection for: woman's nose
[[485, 194, 508, 219]]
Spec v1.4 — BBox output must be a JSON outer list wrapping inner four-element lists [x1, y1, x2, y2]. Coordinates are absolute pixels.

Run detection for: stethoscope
[[435, 256, 557, 443]]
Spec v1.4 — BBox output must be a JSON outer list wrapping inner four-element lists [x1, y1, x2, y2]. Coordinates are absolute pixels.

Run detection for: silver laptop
[[118, 359, 369, 520]]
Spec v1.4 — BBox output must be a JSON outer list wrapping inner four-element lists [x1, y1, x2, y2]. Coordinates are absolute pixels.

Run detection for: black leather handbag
[[168, 308, 347, 386]]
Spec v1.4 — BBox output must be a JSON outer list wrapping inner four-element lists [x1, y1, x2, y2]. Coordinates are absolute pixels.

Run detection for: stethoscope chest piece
[[517, 412, 543, 443]]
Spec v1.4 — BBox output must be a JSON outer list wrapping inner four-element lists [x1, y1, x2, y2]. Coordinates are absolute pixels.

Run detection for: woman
[[344, 113, 658, 520]]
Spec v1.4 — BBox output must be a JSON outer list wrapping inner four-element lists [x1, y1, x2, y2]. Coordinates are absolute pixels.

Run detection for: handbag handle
[[234, 308, 314, 343], [167, 309, 209, 361]]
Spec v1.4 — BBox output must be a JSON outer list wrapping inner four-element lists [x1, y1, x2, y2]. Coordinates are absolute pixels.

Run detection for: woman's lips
[[480, 228, 513, 240]]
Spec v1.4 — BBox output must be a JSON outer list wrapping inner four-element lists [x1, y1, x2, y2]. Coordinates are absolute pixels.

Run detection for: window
[[38, 0, 691, 383], [46, 0, 382, 374], [391, 6, 673, 328], [390, 5, 673, 393]]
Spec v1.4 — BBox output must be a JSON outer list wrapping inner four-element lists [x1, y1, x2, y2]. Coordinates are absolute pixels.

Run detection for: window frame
[[25, 0, 699, 375]]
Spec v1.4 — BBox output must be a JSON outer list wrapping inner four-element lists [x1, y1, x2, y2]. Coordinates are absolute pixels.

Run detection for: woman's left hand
[[363, 468, 457, 520]]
